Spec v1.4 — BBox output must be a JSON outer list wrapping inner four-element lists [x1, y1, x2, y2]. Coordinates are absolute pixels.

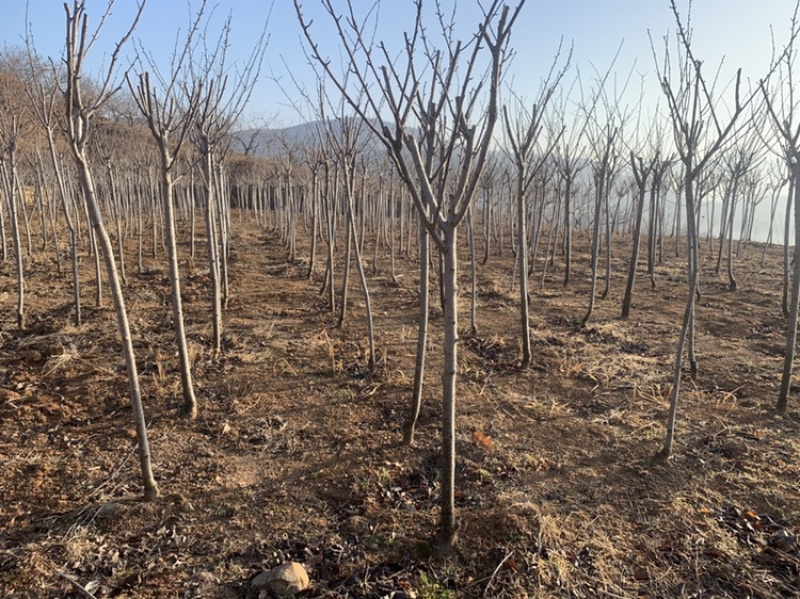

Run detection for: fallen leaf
[[472, 431, 495, 452], [743, 510, 760, 522]]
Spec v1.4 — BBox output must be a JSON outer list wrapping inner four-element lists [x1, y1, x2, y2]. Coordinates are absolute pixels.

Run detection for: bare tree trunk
[[467, 205, 478, 337], [0, 147, 25, 330], [88, 207, 103, 308], [778, 165, 800, 413], [582, 173, 605, 325], [307, 169, 318, 279], [325, 169, 337, 312], [201, 146, 223, 354], [659, 175, 700, 459], [622, 161, 649, 320], [562, 174, 573, 287], [215, 164, 231, 310], [343, 167, 376, 372], [403, 216, 429, 446], [439, 226, 458, 547], [481, 191, 491, 265], [163, 166, 197, 417], [725, 177, 739, 290], [106, 163, 127, 286], [390, 182, 397, 284], [189, 172, 196, 262], [647, 172, 658, 290], [516, 177, 531, 367], [601, 176, 612, 300], [76, 156, 159, 499], [674, 182, 682, 258], [783, 176, 793, 319], [337, 203, 352, 328]]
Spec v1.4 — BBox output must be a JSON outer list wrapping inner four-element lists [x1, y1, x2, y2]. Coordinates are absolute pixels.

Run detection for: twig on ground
[[483, 550, 513, 597], [56, 571, 99, 599]]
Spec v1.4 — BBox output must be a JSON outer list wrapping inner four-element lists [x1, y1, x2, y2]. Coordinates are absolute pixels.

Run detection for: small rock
[[96, 502, 121, 519], [252, 562, 310, 596], [773, 529, 797, 552]]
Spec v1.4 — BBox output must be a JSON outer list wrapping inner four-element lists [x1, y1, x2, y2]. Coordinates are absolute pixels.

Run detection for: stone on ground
[[251, 562, 310, 597]]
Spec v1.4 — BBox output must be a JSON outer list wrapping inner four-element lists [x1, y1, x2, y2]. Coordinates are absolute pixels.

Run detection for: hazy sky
[[1, 0, 798, 128]]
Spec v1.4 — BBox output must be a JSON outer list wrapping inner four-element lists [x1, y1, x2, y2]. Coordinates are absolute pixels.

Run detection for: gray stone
[[252, 562, 310, 596]]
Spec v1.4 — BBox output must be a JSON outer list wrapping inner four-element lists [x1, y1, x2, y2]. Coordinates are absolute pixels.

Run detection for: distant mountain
[[230, 118, 387, 159]]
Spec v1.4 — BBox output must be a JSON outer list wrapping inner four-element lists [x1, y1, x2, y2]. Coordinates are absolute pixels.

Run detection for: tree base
[[436, 519, 460, 549]]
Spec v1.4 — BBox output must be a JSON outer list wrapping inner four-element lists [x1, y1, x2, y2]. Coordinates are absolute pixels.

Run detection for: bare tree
[[713, 138, 762, 290], [761, 163, 788, 266], [0, 59, 27, 330], [190, 12, 266, 354], [320, 105, 378, 371], [128, 2, 208, 418], [581, 91, 625, 325], [654, 0, 754, 459], [621, 136, 655, 320], [501, 51, 568, 366], [760, 1, 800, 414], [295, 0, 524, 546], [58, 0, 159, 500]]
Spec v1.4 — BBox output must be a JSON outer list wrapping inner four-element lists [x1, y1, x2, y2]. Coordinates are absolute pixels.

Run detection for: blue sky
[[1, 0, 797, 127]]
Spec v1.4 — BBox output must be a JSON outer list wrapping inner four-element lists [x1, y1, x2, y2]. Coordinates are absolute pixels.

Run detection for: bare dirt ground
[[2, 214, 800, 598]]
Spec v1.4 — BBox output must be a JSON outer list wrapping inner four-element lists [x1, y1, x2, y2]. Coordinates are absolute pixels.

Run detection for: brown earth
[[1, 215, 799, 598]]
